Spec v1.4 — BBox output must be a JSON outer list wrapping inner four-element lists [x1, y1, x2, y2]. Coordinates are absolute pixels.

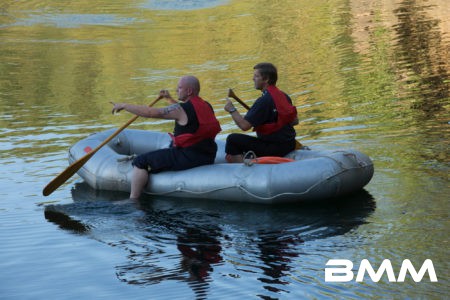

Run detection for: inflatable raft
[[69, 129, 374, 204]]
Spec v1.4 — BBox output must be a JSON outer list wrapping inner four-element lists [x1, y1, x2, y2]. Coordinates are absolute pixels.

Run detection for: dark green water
[[0, 0, 448, 299]]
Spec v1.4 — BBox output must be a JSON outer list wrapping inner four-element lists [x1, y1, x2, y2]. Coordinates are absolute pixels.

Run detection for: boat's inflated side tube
[[69, 129, 374, 204]]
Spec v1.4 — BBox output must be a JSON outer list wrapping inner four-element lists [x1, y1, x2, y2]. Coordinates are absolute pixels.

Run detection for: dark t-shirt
[[174, 101, 199, 136], [172, 101, 217, 154], [244, 90, 296, 142]]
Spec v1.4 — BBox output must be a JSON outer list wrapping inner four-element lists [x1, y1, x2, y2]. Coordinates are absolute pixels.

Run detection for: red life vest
[[170, 96, 221, 148], [254, 85, 297, 136]]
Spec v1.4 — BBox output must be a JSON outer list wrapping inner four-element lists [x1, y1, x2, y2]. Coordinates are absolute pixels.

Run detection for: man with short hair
[[224, 63, 298, 163]]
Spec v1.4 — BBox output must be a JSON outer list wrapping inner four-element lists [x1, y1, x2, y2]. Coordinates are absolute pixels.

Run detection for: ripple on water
[[41, 183, 377, 294], [139, 0, 230, 11], [7, 13, 137, 29]]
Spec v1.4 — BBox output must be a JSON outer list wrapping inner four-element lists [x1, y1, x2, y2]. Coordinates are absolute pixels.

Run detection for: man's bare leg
[[130, 167, 149, 199]]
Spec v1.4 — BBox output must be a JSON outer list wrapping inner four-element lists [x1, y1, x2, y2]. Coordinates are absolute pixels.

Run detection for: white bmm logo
[[325, 259, 438, 282]]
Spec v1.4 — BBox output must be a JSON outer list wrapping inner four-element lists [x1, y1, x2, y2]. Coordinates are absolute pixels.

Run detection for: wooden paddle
[[42, 96, 163, 196], [227, 88, 250, 110], [227, 88, 302, 149]]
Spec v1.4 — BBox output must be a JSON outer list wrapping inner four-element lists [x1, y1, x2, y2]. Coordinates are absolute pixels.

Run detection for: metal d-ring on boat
[[68, 129, 374, 204]]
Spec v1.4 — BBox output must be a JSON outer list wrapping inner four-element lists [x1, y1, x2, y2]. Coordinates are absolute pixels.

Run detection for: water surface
[[0, 0, 448, 299]]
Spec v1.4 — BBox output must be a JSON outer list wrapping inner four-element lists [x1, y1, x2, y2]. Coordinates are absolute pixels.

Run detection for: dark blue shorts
[[132, 146, 216, 174], [225, 133, 295, 157]]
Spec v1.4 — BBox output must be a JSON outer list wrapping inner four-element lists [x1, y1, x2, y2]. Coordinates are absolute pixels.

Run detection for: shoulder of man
[[283, 92, 293, 104], [267, 88, 293, 104], [247, 92, 274, 119], [179, 100, 193, 110], [254, 91, 273, 106]]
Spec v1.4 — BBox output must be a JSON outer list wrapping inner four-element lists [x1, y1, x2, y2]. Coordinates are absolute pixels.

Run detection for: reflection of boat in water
[[46, 182, 376, 235], [45, 182, 376, 292], [68, 129, 374, 204]]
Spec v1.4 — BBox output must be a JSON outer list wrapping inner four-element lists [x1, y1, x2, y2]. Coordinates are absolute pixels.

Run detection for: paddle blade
[[42, 153, 93, 196], [42, 96, 161, 196]]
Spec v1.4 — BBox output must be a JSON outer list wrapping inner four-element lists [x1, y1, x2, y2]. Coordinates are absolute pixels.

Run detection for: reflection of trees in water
[[392, 0, 450, 168], [44, 182, 375, 299], [394, 0, 449, 112]]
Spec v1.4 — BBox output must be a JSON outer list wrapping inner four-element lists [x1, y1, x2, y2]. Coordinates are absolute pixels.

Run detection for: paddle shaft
[[42, 96, 162, 196], [227, 88, 250, 110]]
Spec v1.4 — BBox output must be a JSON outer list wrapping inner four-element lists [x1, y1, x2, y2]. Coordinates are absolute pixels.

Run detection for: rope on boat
[[116, 154, 137, 162], [146, 162, 373, 201]]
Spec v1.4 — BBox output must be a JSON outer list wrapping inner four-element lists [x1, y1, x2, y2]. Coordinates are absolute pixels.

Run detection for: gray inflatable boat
[[69, 129, 374, 204]]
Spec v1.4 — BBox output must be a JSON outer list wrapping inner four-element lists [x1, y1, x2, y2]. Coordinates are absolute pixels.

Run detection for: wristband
[[228, 107, 237, 113]]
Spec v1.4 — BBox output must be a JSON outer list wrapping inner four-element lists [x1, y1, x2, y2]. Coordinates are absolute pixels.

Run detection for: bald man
[[111, 76, 221, 199]]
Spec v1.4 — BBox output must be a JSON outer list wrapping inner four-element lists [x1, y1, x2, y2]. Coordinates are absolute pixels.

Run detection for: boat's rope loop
[[243, 151, 257, 166], [343, 152, 368, 166], [116, 154, 137, 162], [330, 150, 369, 167]]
